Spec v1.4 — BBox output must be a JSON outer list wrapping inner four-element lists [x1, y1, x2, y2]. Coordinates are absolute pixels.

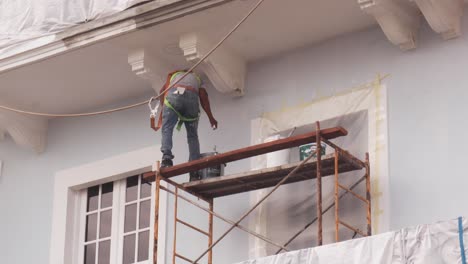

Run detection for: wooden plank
[[198, 165, 357, 198], [144, 127, 347, 180], [182, 154, 360, 198], [184, 154, 335, 189]]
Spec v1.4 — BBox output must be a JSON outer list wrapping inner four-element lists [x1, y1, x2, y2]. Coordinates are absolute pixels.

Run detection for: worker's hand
[[210, 118, 218, 130]]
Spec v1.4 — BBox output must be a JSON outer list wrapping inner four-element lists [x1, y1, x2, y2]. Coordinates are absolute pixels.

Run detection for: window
[[121, 176, 152, 264], [83, 183, 115, 264], [50, 145, 166, 264], [79, 175, 155, 264]]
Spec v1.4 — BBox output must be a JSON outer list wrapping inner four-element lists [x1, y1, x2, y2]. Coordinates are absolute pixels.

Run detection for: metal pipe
[[339, 220, 366, 237], [177, 219, 210, 237], [335, 151, 339, 242], [338, 184, 369, 204], [275, 175, 367, 254], [159, 186, 289, 252], [208, 200, 214, 264], [175, 253, 194, 263], [153, 161, 161, 264], [366, 152, 372, 236], [192, 150, 318, 263], [172, 187, 178, 264], [316, 121, 323, 246]]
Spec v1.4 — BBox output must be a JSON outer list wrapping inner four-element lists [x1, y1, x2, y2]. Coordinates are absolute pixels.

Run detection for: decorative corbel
[[411, 0, 464, 40], [359, 0, 421, 50], [0, 109, 48, 153], [179, 32, 246, 96], [128, 49, 171, 93]]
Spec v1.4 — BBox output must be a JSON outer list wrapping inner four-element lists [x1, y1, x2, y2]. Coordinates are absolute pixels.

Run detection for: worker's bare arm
[[199, 88, 218, 129]]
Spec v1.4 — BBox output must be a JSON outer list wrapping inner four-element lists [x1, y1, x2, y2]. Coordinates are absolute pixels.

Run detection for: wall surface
[[2, 14, 468, 264]]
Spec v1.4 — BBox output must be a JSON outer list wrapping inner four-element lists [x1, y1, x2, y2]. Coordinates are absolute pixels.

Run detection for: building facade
[[1, 1, 468, 263]]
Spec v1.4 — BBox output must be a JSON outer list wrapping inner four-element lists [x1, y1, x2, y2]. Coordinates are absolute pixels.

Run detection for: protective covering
[[248, 77, 390, 257], [0, 0, 148, 59], [238, 217, 468, 264]]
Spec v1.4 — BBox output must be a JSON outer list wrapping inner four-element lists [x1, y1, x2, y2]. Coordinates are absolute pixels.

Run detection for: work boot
[[189, 171, 200, 182], [161, 159, 173, 168]]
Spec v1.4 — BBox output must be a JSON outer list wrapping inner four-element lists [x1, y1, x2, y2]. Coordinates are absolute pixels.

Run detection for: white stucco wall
[[2, 16, 468, 263]]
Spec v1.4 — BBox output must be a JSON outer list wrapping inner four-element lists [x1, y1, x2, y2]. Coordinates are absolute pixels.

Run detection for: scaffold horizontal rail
[[144, 127, 347, 181], [338, 183, 369, 204], [339, 220, 367, 237], [177, 219, 210, 237], [175, 253, 194, 263]]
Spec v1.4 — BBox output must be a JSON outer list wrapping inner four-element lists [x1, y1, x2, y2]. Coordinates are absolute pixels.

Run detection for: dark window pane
[[124, 204, 137, 232], [140, 176, 151, 198], [139, 200, 151, 229], [99, 210, 112, 238], [101, 182, 113, 208], [84, 243, 96, 264], [123, 234, 136, 264], [137, 231, 150, 262], [98, 240, 111, 264], [87, 186, 99, 212], [126, 176, 139, 202], [86, 213, 98, 242]]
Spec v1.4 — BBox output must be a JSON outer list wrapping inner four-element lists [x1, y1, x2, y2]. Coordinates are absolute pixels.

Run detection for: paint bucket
[[265, 135, 290, 167], [299, 142, 326, 161], [199, 152, 225, 179]]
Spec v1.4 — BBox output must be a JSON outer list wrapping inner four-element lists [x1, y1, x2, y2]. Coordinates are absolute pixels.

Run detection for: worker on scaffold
[[153, 70, 218, 181]]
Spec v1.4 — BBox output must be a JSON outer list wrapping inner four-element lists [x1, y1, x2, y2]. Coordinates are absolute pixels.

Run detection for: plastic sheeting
[[0, 0, 148, 59], [248, 80, 390, 257], [238, 217, 468, 264]]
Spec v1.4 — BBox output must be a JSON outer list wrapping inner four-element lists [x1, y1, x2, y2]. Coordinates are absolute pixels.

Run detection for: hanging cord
[[0, 0, 267, 118], [0, 100, 149, 117]]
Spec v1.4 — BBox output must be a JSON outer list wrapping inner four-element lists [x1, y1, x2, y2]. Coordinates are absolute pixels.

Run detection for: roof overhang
[[0, 0, 235, 73]]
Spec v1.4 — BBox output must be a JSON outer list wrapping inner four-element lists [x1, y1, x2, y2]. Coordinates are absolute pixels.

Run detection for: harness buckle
[[148, 96, 160, 118]]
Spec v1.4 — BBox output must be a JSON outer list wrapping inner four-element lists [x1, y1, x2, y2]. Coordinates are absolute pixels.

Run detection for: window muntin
[[81, 175, 153, 264], [83, 183, 114, 264], [122, 175, 152, 264]]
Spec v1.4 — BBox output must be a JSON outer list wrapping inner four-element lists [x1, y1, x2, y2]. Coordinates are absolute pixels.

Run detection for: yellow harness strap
[[164, 98, 200, 131], [170, 71, 202, 87]]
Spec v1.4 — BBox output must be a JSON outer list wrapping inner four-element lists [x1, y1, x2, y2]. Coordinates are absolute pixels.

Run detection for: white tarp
[[248, 81, 390, 257], [0, 0, 149, 59], [238, 217, 468, 264]]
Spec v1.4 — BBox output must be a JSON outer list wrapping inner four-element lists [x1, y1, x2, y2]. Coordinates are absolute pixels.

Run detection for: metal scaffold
[[143, 121, 372, 264]]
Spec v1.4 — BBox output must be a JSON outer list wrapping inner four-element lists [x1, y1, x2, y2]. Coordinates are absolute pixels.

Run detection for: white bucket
[[265, 135, 290, 167]]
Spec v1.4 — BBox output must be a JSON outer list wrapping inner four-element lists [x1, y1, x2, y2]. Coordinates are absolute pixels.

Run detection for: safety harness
[[159, 71, 201, 131], [169, 71, 202, 86]]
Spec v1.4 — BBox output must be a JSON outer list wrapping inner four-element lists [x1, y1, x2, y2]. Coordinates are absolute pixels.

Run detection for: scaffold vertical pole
[[208, 199, 214, 264], [316, 121, 323, 246], [334, 150, 339, 242], [366, 152, 372, 236], [172, 187, 179, 264], [153, 161, 162, 264]]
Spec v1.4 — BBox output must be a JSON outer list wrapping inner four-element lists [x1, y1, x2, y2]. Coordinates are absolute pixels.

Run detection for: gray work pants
[[160, 88, 200, 162]]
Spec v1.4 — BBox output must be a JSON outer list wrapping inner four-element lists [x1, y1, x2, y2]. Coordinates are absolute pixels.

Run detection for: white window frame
[[116, 175, 155, 264], [49, 145, 167, 264], [77, 182, 120, 264]]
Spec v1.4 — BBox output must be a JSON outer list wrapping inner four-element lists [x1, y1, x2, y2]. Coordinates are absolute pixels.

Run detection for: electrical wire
[[0, 0, 267, 118], [0, 100, 149, 117]]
